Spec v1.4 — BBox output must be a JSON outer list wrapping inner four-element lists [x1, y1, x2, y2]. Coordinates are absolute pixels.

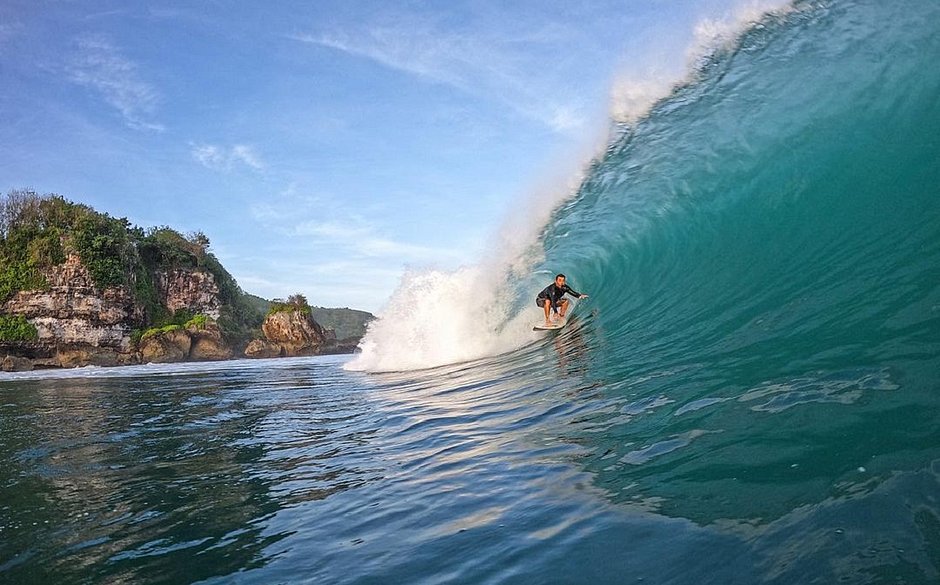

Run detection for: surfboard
[[533, 319, 566, 331]]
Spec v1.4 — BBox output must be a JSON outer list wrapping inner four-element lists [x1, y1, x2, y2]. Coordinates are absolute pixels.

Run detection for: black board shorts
[[536, 297, 567, 308]]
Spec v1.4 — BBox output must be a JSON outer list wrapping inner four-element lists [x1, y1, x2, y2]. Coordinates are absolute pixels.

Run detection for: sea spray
[[609, 0, 796, 124]]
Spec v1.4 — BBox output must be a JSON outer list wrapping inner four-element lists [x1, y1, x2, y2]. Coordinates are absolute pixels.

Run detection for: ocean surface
[[3, 0, 940, 583]]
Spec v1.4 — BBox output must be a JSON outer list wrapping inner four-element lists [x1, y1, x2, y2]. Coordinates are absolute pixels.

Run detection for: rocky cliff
[[245, 309, 329, 358], [1, 254, 231, 370], [2, 254, 139, 368], [138, 322, 232, 364], [0, 255, 363, 371], [156, 269, 222, 320]]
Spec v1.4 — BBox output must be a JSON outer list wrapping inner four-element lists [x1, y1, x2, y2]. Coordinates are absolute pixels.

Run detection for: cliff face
[[0, 254, 227, 369], [156, 269, 221, 320], [0, 191, 274, 370], [3, 254, 139, 367]]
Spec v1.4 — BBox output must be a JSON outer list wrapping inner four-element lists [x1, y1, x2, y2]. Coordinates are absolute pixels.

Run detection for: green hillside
[[310, 307, 374, 340], [244, 293, 373, 340]]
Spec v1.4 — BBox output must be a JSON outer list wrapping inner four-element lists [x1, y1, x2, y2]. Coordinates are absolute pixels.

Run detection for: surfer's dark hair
[[556, 273, 566, 279]]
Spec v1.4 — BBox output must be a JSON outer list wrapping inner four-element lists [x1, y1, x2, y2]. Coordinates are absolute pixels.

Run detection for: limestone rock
[[2, 254, 138, 365], [244, 338, 282, 359], [156, 269, 222, 320], [260, 310, 327, 357], [56, 345, 135, 368], [0, 253, 239, 368], [188, 323, 232, 361], [139, 329, 192, 363], [1, 355, 33, 372]]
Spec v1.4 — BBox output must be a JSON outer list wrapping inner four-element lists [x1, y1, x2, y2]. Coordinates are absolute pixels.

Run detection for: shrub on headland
[[267, 293, 312, 316], [136, 312, 213, 344], [139, 324, 183, 342], [185, 314, 209, 330]]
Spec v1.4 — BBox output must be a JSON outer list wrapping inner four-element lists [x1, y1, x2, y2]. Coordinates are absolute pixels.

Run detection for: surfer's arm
[[564, 285, 585, 298]]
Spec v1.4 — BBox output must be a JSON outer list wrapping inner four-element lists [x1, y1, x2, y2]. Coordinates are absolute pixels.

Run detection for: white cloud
[[290, 15, 588, 135], [250, 184, 463, 266], [67, 35, 163, 131], [231, 144, 264, 170], [191, 144, 226, 169], [295, 217, 463, 264], [191, 143, 265, 172]]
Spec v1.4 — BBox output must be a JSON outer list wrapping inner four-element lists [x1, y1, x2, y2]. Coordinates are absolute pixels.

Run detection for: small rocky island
[[0, 190, 373, 372]]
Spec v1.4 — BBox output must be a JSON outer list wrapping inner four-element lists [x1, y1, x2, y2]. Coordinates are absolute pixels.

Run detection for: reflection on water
[[0, 356, 381, 584]]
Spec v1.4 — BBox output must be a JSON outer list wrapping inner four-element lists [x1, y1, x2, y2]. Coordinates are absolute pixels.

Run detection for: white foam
[[611, 0, 795, 124], [347, 266, 540, 372]]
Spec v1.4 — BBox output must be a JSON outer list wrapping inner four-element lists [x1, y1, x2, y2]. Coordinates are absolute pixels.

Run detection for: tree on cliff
[[269, 293, 312, 316], [189, 231, 211, 255], [0, 189, 41, 237], [287, 293, 309, 309]]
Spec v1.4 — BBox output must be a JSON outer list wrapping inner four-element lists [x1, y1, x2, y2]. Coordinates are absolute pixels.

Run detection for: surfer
[[536, 274, 588, 326]]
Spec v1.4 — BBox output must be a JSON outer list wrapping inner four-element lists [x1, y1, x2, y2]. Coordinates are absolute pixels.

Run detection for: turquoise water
[[3, 0, 940, 583]]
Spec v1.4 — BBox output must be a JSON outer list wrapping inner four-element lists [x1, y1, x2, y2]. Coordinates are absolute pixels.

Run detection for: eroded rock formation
[[2, 254, 139, 367], [0, 255, 233, 368], [189, 323, 232, 361], [244, 338, 282, 359], [156, 269, 221, 320], [139, 329, 192, 364], [246, 310, 328, 358]]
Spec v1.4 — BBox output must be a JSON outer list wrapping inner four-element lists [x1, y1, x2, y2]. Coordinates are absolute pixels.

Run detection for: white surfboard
[[533, 319, 566, 331]]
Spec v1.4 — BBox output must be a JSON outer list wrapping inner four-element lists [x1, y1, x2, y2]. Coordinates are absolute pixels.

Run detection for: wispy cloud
[[295, 216, 462, 264], [67, 35, 163, 131], [191, 143, 265, 172], [290, 14, 588, 134], [250, 184, 462, 265]]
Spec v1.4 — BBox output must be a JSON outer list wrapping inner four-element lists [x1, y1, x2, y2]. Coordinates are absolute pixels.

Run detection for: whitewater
[[3, 0, 940, 583]]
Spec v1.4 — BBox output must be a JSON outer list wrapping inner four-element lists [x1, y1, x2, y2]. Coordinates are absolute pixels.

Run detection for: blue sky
[[0, 0, 766, 312]]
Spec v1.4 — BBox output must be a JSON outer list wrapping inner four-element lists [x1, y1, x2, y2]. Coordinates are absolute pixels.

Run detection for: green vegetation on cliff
[[135, 312, 212, 344], [0, 189, 264, 342], [0, 191, 64, 301], [0, 315, 39, 342], [268, 293, 312, 317], [139, 324, 183, 342]]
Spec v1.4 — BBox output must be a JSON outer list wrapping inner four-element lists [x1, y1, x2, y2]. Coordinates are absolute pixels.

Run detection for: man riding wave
[[536, 274, 588, 327]]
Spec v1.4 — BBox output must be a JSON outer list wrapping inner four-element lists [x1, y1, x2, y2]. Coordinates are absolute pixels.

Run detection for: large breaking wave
[[348, 0, 940, 373]]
